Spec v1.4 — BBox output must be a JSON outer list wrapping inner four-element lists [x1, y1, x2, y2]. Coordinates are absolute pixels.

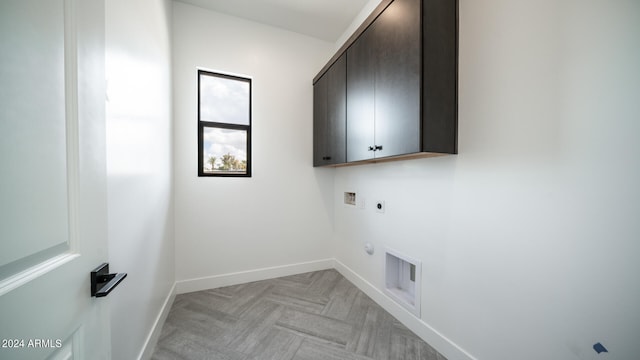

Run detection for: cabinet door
[[313, 71, 328, 166], [346, 25, 376, 162], [313, 54, 346, 166], [326, 54, 347, 165], [373, 0, 421, 158]]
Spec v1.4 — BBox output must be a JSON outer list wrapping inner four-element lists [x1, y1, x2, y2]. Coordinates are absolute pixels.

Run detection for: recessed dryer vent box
[[384, 248, 421, 317]]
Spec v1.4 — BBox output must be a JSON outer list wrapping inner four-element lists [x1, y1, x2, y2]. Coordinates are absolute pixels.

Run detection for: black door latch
[[90, 263, 127, 297]]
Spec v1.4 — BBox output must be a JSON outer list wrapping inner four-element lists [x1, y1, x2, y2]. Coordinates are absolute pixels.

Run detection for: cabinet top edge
[[313, 0, 394, 85]]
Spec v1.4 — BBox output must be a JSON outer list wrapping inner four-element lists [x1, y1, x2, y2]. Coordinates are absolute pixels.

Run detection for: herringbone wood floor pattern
[[152, 269, 446, 360]]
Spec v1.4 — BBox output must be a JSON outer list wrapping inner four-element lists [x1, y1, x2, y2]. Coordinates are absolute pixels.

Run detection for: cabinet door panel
[[423, 0, 458, 153], [313, 72, 328, 166], [374, 0, 421, 158], [347, 27, 376, 162], [313, 54, 346, 166], [326, 54, 346, 164]]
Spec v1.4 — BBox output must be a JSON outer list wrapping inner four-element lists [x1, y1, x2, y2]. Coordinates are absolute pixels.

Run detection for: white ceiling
[[175, 0, 371, 42]]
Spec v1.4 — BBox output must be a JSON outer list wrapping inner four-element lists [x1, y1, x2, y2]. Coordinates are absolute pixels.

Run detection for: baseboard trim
[[137, 283, 176, 360], [332, 259, 477, 360], [175, 258, 334, 294]]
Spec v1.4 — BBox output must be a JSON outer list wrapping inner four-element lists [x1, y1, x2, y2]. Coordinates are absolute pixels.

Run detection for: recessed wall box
[[384, 248, 421, 317], [344, 192, 356, 206]]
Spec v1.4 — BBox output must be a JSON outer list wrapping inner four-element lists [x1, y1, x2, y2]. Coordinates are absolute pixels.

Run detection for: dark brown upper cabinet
[[313, 53, 346, 166], [347, 0, 421, 162], [313, 0, 458, 167]]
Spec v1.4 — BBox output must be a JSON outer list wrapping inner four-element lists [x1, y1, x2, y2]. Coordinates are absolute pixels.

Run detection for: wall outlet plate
[[376, 200, 385, 213]]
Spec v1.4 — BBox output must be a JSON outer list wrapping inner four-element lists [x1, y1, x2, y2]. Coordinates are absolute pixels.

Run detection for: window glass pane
[[199, 74, 250, 125], [202, 127, 248, 174]]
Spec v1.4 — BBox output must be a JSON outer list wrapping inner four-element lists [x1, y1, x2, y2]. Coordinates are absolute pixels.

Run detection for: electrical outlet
[[376, 200, 385, 213]]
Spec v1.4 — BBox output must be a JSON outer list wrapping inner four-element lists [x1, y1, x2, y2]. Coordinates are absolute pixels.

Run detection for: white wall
[[333, 1, 640, 360], [172, 2, 335, 287], [105, 0, 174, 359], [334, 0, 382, 51]]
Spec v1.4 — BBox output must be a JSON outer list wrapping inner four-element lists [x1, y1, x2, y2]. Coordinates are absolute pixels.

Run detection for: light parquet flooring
[[152, 269, 446, 360]]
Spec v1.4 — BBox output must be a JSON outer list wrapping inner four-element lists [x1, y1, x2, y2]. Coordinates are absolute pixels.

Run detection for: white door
[[0, 0, 111, 359]]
